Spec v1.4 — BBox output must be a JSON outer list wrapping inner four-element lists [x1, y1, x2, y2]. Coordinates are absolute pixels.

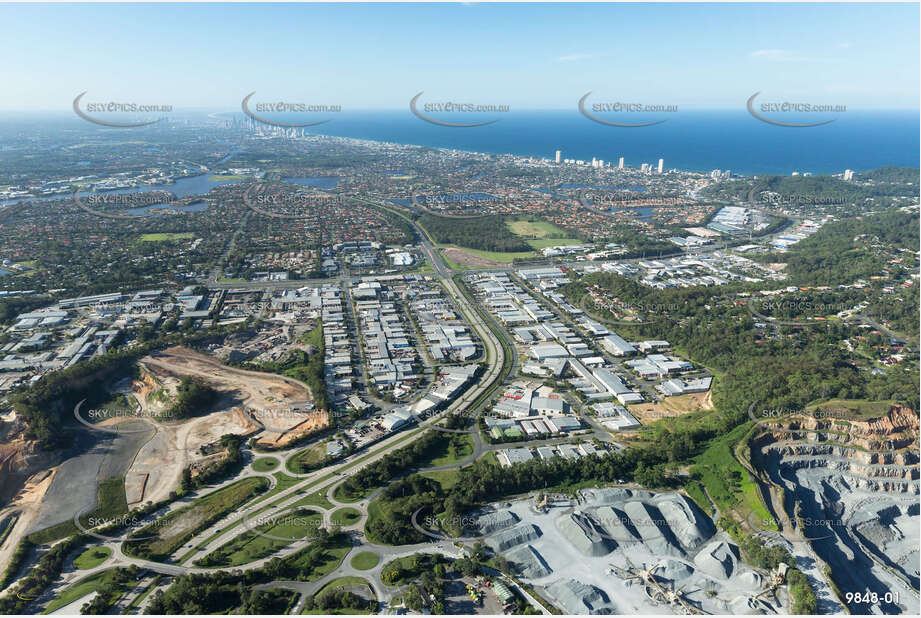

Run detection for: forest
[[417, 214, 532, 253], [772, 210, 919, 286]]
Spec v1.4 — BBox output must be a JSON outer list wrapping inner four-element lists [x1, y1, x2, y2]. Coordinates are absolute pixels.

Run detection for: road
[[22, 228, 512, 613]]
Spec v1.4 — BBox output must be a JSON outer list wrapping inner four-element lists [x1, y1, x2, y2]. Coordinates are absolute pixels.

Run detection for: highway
[[25, 228, 512, 613]]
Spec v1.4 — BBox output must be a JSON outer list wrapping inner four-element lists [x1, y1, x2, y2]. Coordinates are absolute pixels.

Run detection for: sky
[[1, 2, 918, 112]]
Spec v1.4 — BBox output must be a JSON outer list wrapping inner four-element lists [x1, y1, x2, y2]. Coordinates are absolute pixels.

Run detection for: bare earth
[[628, 390, 714, 424], [443, 247, 505, 268], [123, 346, 327, 504]]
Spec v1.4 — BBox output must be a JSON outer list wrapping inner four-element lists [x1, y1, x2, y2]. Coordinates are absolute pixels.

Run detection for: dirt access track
[[141, 345, 312, 412], [124, 346, 327, 504]]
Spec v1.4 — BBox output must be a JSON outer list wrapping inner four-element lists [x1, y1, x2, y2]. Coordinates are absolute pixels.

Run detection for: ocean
[[249, 109, 920, 177]]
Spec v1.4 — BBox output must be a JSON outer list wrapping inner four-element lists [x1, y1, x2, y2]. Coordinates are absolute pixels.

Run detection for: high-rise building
[[618, 157, 624, 169], [843, 169, 854, 181], [555, 150, 561, 164], [657, 158, 664, 173], [640, 163, 650, 173]]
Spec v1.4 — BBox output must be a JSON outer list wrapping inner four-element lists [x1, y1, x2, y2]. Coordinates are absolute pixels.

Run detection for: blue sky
[[2, 2, 918, 111]]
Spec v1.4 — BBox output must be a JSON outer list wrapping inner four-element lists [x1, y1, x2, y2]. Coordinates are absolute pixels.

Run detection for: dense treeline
[[854, 166, 920, 184], [0, 296, 52, 326], [418, 214, 532, 253], [562, 271, 919, 421], [9, 320, 248, 448], [181, 434, 246, 490], [772, 210, 919, 286], [340, 430, 444, 497], [244, 321, 327, 410], [260, 528, 351, 581], [366, 443, 678, 545], [0, 534, 87, 613], [703, 168, 919, 204], [79, 567, 142, 615], [164, 376, 219, 419], [0, 538, 32, 591], [146, 571, 297, 614], [9, 349, 140, 448], [304, 588, 376, 613]]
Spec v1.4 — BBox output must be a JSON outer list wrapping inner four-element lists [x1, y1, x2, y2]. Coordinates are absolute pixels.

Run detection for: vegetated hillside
[[561, 271, 920, 423], [776, 210, 919, 286], [854, 165, 920, 184], [703, 167, 919, 203], [417, 214, 532, 253], [163, 376, 220, 420]]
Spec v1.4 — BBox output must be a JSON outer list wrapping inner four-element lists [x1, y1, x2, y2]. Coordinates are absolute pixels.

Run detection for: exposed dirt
[[443, 247, 505, 268], [627, 390, 714, 424], [0, 411, 60, 508], [123, 346, 328, 504], [750, 401, 920, 614]]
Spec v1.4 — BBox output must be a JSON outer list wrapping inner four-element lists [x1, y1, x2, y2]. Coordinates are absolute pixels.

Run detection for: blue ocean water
[[263, 109, 919, 176]]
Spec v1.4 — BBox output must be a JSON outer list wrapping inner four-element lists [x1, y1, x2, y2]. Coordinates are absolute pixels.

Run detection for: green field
[[300, 576, 376, 614], [196, 508, 322, 567], [330, 507, 361, 527], [805, 398, 895, 421], [139, 232, 195, 242], [287, 442, 328, 474], [689, 423, 776, 531], [440, 246, 536, 267], [248, 471, 303, 508], [507, 218, 563, 238], [73, 546, 111, 570], [125, 476, 269, 560], [253, 457, 279, 472], [28, 477, 128, 545], [285, 534, 352, 581], [208, 174, 246, 181], [349, 552, 380, 571], [419, 468, 461, 489], [507, 218, 582, 249], [290, 488, 335, 510], [417, 433, 474, 468], [42, 568, 134, 614]]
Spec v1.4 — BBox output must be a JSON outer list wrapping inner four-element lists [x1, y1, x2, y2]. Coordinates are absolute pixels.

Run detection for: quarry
[[750, 403, 920, 615], [476, 489, 790, 615]]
